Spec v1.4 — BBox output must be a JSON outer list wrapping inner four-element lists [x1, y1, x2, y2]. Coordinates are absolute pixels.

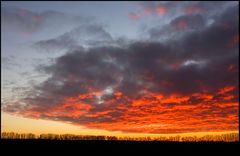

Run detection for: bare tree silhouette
[[1, 132, 239, 142]]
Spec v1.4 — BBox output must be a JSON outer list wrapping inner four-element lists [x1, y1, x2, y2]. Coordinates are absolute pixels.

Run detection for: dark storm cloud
[[2, 2, 239, 133], [146, 1, 237, 40], [170, 14, 205, 29], [149, 14, 206, 40]]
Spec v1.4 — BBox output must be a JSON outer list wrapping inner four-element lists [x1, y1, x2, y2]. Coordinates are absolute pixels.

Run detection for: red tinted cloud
[[183, 6, 205, 14], [228, 64, 238, 73], [128, 12, 141, 20], [156, 6, 167, 16], [175, 20, 188, 30], [128, 6, 168, 20], [128, 9, 152, 20], [32, 15, 42, 23], [19, 9, 28, 17], [226, 34, 239, 48]]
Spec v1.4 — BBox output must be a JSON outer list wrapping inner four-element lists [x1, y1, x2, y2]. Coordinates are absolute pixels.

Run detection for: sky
[[1, 1, 239, 135]]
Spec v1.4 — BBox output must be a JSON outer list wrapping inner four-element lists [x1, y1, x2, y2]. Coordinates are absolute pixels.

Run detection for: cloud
[[2, 2, 239, 133], [1, 7, 93, 38], [148, 13, 207, 41], [2, 7, 114, 54], [1, 56, 21, 70], [170, 14, 205, 31], [34, 25, 113, 52], [139, 1, 235, 16], [155, 6, 168, 16], [128, 3, 169, 20], [1, 7, 43, 34]]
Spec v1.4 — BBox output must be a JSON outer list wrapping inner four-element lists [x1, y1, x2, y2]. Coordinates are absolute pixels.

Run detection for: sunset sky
[[1, 1, 239, 136]]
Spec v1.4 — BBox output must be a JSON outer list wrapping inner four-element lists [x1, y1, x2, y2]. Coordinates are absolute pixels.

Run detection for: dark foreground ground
[[1, 139, 239, 154]]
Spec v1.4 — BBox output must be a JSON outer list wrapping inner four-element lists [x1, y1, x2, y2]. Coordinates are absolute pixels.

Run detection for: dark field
[[1, 139, 239, 154]]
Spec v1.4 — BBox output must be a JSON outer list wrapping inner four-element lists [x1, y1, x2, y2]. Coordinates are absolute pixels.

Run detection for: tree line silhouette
[[1, 132, 239, 142]]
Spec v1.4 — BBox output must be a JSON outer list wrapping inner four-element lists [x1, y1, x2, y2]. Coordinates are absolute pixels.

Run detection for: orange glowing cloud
[[192, 93, 213, 101], [218, 85, 235, 95], [19, 84, 238, 134]]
